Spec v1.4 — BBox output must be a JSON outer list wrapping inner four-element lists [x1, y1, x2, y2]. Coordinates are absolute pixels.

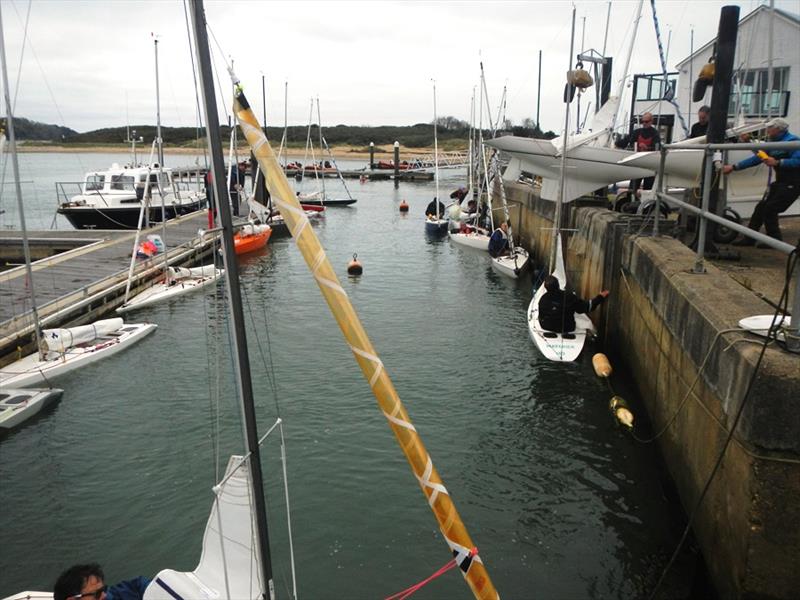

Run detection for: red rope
[[384, 548, 478, 600]]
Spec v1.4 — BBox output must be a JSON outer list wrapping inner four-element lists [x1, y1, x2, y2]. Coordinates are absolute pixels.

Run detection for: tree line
[[5, 116, 555, 147]]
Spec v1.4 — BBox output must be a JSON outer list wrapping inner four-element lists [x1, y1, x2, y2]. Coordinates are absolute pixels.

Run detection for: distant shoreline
[[14, 143, 460, 161]]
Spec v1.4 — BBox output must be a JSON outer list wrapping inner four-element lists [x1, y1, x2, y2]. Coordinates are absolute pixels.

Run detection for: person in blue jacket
[[722, 118, 800, 245], [54, 563, 150, 600], [488, 221, 510, 257]]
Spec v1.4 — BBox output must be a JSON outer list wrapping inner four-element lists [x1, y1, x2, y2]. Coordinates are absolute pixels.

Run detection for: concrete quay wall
[[505, 182, 800, 599]]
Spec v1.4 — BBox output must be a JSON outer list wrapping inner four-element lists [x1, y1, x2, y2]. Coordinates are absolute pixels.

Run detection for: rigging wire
[[181, 0, 208, 166], [647, 244, 799, 598]]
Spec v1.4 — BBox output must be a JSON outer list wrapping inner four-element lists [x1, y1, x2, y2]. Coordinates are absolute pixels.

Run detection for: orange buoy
[[399, 200, 409, 213], [592, 353, 612, 378], [609, 396, 634, 430], [347, 253, 363, 276]]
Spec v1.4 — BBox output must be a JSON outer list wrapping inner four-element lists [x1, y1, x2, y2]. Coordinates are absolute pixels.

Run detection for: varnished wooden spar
[[233, 83, 500, 600]]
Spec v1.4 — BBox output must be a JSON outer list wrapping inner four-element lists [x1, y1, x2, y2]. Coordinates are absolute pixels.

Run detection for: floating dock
[[0, 211, 218, 365]]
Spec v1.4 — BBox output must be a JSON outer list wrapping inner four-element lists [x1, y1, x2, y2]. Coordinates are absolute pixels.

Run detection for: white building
[[675, 5, 799, 136]]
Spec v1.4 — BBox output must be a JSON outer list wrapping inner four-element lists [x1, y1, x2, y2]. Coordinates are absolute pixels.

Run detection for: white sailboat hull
[[485, 136, 654, 202], [0, 322, 157, 388], [528, 233, 594, 361], [449, 230, 490, 250], [0, 388, 63, 429], [491, 247, 530, 279], [117, 265, 223, 314]]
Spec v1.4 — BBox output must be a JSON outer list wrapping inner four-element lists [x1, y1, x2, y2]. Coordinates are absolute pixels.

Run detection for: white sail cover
[[167, 265, 219, 282], [41, 318, 124, 353], [144, 455, 263, 600]]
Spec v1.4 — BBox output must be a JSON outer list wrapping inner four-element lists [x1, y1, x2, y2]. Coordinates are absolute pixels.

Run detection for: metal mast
[[187, 2, 274, 598]]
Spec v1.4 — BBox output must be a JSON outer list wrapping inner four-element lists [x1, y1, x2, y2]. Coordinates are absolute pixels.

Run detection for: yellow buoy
[[399, 200, 409, 213], [347, 252, 363, 276], [609, 396, 634, 430], [592, 353, 612, 378]]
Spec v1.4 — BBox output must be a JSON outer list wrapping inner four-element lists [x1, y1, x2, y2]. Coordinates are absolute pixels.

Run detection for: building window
[[730, 67, 790, 117], [635, 75, 677, 101]]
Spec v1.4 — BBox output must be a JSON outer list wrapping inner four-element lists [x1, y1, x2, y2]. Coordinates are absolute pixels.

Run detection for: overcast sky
[[1, 0, 795, 134]]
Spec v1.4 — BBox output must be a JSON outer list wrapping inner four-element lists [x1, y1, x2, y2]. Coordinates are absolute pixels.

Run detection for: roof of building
[[675, 5, 800, 68]]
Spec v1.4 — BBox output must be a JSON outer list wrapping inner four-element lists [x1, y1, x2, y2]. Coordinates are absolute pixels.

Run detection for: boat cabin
[[81, 163, 172, 198]]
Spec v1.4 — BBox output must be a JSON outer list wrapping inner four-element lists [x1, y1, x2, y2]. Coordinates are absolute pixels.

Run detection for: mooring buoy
[[399, 200, 409, 213], [609, 395, 634, 430], [347, 253, 363, 276]]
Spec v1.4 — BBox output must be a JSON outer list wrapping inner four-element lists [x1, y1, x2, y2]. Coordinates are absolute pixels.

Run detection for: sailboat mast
[[316, 97, 327, 200], [154, 36, 169, 275], [432, 80, 440, 217], [187, 3, 274, 598], [0, 3, 43, 357], [154, 35, 164, 169], [551, 6, 577, 272], [609, 0, 644, 138]]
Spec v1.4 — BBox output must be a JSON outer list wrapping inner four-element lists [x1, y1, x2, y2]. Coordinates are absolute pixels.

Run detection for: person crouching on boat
[[425, 197, 446, 219], [488, 221, 510, 257], [538, 276, 609, 334]]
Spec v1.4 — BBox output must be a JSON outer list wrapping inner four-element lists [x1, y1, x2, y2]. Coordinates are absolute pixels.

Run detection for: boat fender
[[592, 353, 612, 378], [567, 63, 593, 89], [399, 200, 409, 213], [609, 396, 634, 430], [347, 253, 363, 276], [693, 61, 715, 102]]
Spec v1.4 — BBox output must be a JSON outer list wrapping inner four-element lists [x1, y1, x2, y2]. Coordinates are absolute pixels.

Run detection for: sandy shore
[[15, 142, 465, 161]]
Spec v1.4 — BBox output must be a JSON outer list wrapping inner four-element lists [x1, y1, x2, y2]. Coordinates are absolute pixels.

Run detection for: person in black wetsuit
[[538, 275, 609, 334]]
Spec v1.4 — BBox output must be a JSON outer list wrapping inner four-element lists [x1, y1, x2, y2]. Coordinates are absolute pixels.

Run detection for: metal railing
[[652, 139, 800, 352]]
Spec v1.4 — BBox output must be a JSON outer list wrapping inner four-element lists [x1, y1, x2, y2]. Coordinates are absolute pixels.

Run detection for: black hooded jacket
[[538, 289, 606, 333]]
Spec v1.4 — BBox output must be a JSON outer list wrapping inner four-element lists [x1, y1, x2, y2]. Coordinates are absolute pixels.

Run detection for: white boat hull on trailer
[[117, 265, 223, 314], [0, 388, 63, 429], [449, 229, 490, 250], [0, 320, 157, 388], [491, 247, 530, 279], [528, 233, 594, 361]]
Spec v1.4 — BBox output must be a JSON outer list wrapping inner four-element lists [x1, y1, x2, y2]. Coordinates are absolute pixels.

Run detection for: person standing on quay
[[722, 118, 800, 246]]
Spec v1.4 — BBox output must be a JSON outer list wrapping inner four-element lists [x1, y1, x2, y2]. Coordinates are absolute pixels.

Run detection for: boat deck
[[0, 211, 218, 365]]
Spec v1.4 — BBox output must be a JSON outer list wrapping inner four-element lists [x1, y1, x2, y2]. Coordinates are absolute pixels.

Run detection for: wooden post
[[393, 141, 400, 188], [369, 141, 375, 170]]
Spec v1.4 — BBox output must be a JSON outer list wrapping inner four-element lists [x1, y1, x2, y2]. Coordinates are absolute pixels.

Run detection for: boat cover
[[41, 318, 124, 353]]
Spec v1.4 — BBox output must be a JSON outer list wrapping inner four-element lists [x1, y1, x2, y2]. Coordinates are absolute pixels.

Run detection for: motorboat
[[0, 388, 63, 429], [56, 163, 207, 229]]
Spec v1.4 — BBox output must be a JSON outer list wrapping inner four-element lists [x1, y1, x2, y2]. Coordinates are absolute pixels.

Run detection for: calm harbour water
[[0, 152, 694, 599]]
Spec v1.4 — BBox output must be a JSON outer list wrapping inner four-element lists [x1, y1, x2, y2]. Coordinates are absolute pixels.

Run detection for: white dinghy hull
[[449, 230, 490, 251], [0, 321, 157, 388], [0, 388, 64, 429], [491, 247, 530, 279], [528, 233, 594, 361], [117, 265, 223, 314]]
